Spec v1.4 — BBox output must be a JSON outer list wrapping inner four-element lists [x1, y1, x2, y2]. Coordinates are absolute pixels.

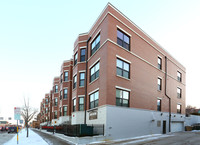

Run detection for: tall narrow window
[[117, 29, 130, 50], [79, 97, 84, 111], [80, 49, 86, 62], [74, 52, 78, 66], [60, 73, 63, 83], [116, 89, 129, 107], [73, 75, 77, 89], [177, 87, 182, 98], [89, 91, 99, 109], [64, 71, 68, 81], [79, 72, 85, 87], [158, 57, 162, 70], [177, 104, 181, 114], [45, 98, 48, 104], [157, 99, 161, 111], [59, 107, 62, 116], [60, 90, 62, 100], [177, 71, 182, 82], [116, 58, 130, 79], [91, 34, 100, 56], [54, 111, 57, 119], [90, 62, 100, 82], [55, 98, 58, 106], [157, 78, 162, 91], [55, 85, 58, 93], [63, 106, 67, 116], [63, 89, 67, 99], [73, 99, 76, 112]]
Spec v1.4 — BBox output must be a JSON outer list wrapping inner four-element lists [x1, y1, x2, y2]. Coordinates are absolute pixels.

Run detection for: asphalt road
[[114, 131, 200, 145], [0, 131, 15, 144], [33, 129, 73, 145]]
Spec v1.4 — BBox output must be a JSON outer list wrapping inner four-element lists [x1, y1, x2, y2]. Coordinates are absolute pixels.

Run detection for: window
[[60, 73, 63, 83], [116, 58, 130, 79], [64, 72, 68, 81], [116, 89, 129, 107], [80, 49, 86, 62], [63, 106, 67, 116], [157, 78, 162, 91], [55, 85, 58, 93], [63, 89, 67, 99], [91, 34, 100, 56], [177, 71, 182, 82], [73, 99, 76, 112], [157, 99, 161, 111], [46, 108, 48, 113], [60, 90, 62, 100], [117, 29, 130, 50], [73, 75, 77, 89], [158, 57, 162, 70], [177, 104, 181, 114], [79, 72, 85, 87], [60, 107, 62, 116], [89, 91, 99, 109], [177, 87, 182, 98], [45, 98, 48, 104], [90, 62, 100, 82], [54, 111, 57, 119], [55, 98, 58, 106], [74, 52, 78, 66], [79, 97, 84, 111]]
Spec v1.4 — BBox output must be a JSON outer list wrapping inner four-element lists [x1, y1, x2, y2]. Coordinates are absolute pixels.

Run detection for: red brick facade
[[39, 3, 185, 125]]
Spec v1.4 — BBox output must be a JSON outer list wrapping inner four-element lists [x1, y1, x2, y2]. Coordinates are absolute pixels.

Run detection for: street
[[0, 131, 15, 145], [110, 131, 200, 145]]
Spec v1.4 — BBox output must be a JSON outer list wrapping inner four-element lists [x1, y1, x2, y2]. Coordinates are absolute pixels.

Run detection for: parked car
[[8, 127, 17, 133], [0, 126, 5, 131]]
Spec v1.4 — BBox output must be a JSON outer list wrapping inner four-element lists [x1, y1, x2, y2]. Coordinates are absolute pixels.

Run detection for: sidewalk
[[4, 129, 48, 145]]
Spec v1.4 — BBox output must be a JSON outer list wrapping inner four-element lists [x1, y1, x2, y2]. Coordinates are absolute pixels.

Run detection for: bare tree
[[21, 97, 37, 137]]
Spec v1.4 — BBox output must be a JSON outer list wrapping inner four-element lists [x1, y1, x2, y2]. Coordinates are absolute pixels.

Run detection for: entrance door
[[163, 120, 166, 134]]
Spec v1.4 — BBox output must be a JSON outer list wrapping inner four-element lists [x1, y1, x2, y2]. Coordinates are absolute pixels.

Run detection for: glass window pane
[[91, 67, 94, 75], [123, 99, 128, 106], [123, 71, 129, 78], [117, 59, 123, 68], [117, 30, 123, 39], [124, 35, 129, 44], [81, 49, 85, 55], [117, 68, 122, 76], [92, 42, 95, 49], [123, 62, 129, 71], [123, 91, 129, 99], [96, 35, 100, 43], [79, 98, 84, 104], [116, 89, 121, 98], [90, 94, 94, 102], [80, 73, 85, 79], [95, 91, 99, 100], [116, 98, 121, 106], [96, 62, 100, 71]]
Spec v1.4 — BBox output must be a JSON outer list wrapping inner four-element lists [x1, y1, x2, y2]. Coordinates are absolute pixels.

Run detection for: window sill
[[116, 75, 130, 81], [157, 90, 161, 92], [89, 77, 99, 85], [79, 86, 84, 88]]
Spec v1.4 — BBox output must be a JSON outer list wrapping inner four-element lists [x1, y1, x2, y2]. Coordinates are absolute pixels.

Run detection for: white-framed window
[[91, 34, 100, 56], [117, 58, 130, 79], [90, 62, 100, 82], [117, 29, 130, 50], [63, 88, 67, 99], [89, 91, 99, 109], [73, 75, 77, 89], [158, 57, 162, 70], [157, 78, 162, 91], [79, 97, 84, 111], [177, 104, 181, 114], [116, 89, 129, 107], [177, 71, 182, 82], [74, 52, 78, 65], [157, 99, 161, 111], [79, 72, 85, 87], [177, 87, 182, 98]]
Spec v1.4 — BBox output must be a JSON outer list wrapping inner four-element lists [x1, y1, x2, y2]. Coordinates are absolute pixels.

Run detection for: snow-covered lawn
[[4, 129, 48, 145]]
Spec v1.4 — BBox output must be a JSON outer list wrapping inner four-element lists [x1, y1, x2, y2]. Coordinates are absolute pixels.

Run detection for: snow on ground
[[4, 129, 48, 145]]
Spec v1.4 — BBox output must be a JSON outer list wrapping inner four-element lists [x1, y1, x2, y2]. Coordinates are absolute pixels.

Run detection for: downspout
[[84, 37, 91, 124], [165, 56, 171, 132]]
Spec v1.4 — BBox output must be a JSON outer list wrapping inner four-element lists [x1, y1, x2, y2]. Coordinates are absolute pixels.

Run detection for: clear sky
[[0, 0, 200, 120]]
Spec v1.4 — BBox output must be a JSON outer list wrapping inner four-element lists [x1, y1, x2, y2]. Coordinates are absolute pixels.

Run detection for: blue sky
[[0, 0, 200, 120]]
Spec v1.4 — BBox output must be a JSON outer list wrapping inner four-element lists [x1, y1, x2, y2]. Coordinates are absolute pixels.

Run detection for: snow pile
[[4, 129, 48, 145]]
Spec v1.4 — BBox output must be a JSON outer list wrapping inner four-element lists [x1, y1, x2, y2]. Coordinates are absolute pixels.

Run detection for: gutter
[[165, 56, 171, 132], [84, 37, 91, 124]]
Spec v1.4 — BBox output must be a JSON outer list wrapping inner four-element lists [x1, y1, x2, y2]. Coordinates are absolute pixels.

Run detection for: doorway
[[163, 120, 166, 134]]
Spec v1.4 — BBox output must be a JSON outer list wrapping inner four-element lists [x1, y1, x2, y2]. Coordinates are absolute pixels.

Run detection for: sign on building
[[89, 111, 98, 120], [14, 107, 21, 120]]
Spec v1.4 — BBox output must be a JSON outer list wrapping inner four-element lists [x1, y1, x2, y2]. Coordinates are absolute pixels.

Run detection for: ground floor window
[[116, 89, 129, 107]]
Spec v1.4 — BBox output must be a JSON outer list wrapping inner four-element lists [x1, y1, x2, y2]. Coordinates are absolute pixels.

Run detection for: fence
[[41, 124, 104, 137]]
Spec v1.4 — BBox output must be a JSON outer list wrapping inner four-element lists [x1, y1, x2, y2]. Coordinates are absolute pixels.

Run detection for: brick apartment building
[[39, 3, 186, 139]]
